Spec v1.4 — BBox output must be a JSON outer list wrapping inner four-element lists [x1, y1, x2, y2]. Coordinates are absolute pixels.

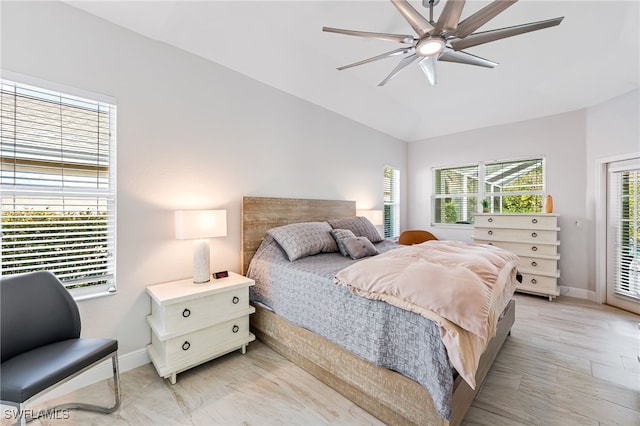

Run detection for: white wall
[[1, 1, 407, 356], [408, 90, 640, 297]]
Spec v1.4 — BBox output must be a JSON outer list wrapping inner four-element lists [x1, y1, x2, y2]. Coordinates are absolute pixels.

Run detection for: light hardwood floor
[[14, 294, 640, 425]]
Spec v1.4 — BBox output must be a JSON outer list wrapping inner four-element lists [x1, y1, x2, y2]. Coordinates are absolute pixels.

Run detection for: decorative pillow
[[330, 228, 357, 257], [342, 237, 379, 260], [328, 216, 383, 243], [267, 222, 337, 261]]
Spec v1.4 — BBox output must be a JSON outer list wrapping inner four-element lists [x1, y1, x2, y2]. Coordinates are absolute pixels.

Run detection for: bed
[[241, 196, 517, 426]]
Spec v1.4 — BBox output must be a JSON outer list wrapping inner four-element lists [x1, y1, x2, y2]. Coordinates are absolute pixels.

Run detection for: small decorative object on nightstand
[[146, 272, 255, 384]]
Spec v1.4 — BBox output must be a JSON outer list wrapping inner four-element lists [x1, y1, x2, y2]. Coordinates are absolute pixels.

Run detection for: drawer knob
[[488, 218, 493, 223], [488, 230, 493, 235], [531, 278, 538, 285], [488, 242, 493, 246], [532, 218, 538, 224], [182, 308, 191, 318], [232, 325, 239, 333], [531, 232, 538, 238], [232, 296, 239, 304], [532, 246, 538, 252], [531, 261, 538, 267], [182, 341, 191, 351]]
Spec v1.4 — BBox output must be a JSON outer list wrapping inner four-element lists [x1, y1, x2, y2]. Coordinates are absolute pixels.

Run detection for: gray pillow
[[328, 216, 383, 243], [330, 228, 357, 257], [342, 236, 378, 260], [267, 221, 337, 261]]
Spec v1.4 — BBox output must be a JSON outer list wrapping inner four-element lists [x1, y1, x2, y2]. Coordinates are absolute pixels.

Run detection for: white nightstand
[[146, 272, 255, 384]]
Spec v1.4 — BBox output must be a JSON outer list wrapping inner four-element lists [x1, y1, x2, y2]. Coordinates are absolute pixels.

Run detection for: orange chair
[[398, 230, 438, 245]]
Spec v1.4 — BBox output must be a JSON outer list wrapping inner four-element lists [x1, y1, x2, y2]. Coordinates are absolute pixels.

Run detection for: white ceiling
[[64, 0, 639, 142]]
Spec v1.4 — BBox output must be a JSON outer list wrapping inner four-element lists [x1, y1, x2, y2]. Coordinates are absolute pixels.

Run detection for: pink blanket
[[334, 240, 519, 388]]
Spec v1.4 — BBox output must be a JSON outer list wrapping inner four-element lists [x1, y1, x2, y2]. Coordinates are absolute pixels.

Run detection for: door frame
[[595, 152, 640, 305]]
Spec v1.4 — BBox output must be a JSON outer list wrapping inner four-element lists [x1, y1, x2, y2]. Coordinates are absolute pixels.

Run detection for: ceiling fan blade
[[337, 47, 414, 71], [433, 0, 466, 34], [378, 54, 419, 86], [322, 27, 414, 44], [439, 49, 498, 68], [390, 0, 434, 38], [453, 0, 518, 39], [451, 17, 564, 51], [418, 56, 438, 86]]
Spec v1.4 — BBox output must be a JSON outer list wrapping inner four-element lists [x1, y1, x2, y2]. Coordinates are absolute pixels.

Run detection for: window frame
[[384, 166, 400, 238], [608, 160, 640, 301], [0, 71, 117, 300], [432, 156, 546, 227]]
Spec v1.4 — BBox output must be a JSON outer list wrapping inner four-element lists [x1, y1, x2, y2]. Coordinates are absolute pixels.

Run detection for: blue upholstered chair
[[0, 271, 121, 425]]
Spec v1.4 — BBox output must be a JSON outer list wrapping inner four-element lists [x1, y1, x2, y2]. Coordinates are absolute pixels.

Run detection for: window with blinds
[[434, 164, 478, 224], [433, 157, 545, 225], [383, 167, 400, 238], [1, 78, 117, 296], [610, 166, 640, 299], [485, 158, 544, 213]]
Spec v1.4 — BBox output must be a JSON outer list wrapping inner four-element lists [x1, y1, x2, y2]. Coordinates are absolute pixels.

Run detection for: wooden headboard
[[241, 196, 356, 274]]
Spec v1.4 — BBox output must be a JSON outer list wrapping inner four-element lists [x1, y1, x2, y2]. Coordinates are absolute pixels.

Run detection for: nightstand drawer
[[152, 316, 250, 366], [154, 287, 249, 335]]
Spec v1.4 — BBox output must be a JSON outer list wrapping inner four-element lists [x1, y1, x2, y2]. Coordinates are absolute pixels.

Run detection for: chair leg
[[3, 352, 121, 425], [41, 353, 122, 418], [16, 403, 26, 426]]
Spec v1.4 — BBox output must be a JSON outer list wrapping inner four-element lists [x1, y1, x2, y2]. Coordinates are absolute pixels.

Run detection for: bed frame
[[241, 196, 515, 426]]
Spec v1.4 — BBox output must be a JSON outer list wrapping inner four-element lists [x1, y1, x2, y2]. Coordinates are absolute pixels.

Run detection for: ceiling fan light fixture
[[416, 37, 445, 57], [324, 0, 563, 86]]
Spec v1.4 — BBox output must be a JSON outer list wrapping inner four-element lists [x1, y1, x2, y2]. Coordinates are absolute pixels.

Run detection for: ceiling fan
[[323, 0, 563, 86]]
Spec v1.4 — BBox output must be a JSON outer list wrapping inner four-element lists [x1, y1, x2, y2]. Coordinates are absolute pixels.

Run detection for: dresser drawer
[[151, 287, 249, 335], [474, 227, 558, 244], [475, 240, 559, 257], [151, 316, 250, 367], [475, 214, 557, 229], [517, 273, 559, 295], [517, 256, 559, 275]]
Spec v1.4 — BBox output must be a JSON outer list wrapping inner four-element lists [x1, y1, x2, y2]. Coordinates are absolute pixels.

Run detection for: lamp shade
[[357, 209, 383, 226], [175, 210, 227, 240]]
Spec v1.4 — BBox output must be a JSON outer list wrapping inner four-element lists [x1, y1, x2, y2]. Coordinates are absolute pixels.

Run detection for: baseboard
[[26, 348, 151, 406], [558, 285, 598, 302]]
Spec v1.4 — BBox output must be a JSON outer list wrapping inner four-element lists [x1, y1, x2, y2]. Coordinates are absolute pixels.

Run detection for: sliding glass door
[[607, 157, 640, 314]]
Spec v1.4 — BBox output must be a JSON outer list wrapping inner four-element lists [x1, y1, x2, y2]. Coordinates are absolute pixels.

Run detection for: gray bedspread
[[247, 235, 454, 420]]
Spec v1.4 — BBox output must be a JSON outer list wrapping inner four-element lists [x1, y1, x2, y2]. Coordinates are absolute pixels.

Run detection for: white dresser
[[473, 213, 560, 301], [146, 272, 255, 384]]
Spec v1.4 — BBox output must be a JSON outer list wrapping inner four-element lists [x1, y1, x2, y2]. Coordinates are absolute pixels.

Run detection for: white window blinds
[[1, 78, 117, 293], [610, 164, 640, 299], [384, 167, 400, 238]]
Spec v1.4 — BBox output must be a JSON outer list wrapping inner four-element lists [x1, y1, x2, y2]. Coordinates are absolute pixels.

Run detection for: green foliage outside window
[[444, 201, 458, 223], [1, 209, 109, 288]]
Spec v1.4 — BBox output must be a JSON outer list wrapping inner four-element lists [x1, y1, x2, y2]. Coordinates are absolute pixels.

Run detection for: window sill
[[431, 223, 474, 230], [70, 285, 117, 302]]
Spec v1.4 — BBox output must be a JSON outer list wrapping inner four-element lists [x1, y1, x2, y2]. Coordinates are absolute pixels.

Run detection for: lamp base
[[192, 239, 211, 284]]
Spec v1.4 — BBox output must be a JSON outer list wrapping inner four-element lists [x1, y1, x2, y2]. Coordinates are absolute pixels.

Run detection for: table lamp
[[175, 209, 227, 283], [356, 209, 383, 226]]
